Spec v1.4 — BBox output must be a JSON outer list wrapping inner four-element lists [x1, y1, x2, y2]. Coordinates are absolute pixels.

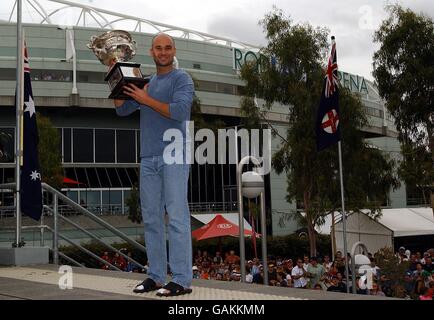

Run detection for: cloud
[[205, 0, 433, 81]]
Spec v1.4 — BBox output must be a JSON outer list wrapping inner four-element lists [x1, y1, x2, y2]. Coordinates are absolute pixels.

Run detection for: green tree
[[240, 8, 399, 256], [126, 183, 141, 224], [37, 113, 63, 189], [374, 247, 412, 298], [373, 5, 434, 210]]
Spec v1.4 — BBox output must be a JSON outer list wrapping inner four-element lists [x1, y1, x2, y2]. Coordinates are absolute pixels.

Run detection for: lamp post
[[350, 241, 369, 294], [237, 156, 268, 285]]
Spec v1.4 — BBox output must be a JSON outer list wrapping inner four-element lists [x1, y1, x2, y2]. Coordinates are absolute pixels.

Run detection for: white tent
[[317, 207, 434, 254]]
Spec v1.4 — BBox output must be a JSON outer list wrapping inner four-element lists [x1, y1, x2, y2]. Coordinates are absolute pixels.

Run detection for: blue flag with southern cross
[[19, 43, 43, 221]]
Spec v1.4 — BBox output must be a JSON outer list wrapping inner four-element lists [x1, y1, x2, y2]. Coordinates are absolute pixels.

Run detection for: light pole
[[237, 155, 268, 285], [350, 241, 369, 294]]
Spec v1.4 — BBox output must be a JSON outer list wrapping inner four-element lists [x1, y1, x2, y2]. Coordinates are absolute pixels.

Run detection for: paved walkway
[[0, 265, 392, 300]]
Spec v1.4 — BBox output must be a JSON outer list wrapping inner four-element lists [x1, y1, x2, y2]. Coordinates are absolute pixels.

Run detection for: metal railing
[[189, 202, 238, 213], [0, 201, 240, 218], [0, 182, 147, 271]]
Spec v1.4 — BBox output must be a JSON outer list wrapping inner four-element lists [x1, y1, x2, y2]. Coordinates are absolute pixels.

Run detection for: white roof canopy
[[319, 207, 434, 237]]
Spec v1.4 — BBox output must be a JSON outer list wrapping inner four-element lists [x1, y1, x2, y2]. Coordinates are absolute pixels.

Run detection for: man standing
[[306, 256, 326, 288], [114, 33, 194, 296], [291, 259, 308, 288]]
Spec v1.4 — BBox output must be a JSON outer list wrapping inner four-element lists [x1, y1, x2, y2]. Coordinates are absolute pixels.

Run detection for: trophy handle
[[86, 35, 98, 49]]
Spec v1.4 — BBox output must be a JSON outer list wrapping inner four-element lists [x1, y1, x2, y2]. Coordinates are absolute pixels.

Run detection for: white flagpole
[[15, 0, 24, 247], [338, 141, 349, 293]]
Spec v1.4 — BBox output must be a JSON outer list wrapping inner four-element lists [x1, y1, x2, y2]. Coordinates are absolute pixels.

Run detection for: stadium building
[[0, 1, 413, 244]]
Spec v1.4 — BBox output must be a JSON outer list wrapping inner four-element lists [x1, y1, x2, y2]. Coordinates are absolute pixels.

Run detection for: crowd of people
[[100, 246, 434, 300], [100, 249, 143, 273], [190, 246, 434, 299]]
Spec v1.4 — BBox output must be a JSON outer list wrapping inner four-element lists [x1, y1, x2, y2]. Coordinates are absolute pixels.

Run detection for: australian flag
[[316, 36, 341, 151], [19, 44, 43, 221]]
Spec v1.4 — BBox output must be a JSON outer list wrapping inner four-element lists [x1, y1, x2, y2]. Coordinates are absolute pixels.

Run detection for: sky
[[1, 0, 433, 81]]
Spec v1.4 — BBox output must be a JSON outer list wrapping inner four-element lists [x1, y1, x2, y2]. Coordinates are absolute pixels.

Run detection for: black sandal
[[156, 281, 193, 297], [133, 278, 162, 293]]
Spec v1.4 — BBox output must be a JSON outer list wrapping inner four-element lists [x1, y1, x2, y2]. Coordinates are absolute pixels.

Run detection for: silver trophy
[[87, 30, 148, 99]]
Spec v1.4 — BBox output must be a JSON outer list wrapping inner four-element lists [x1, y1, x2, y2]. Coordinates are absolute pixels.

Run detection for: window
[[110, 190, 122, 205], [136, 130, 140, 162], [86, 168, 101, 188], [96, 168, 110, 187], [106, 168, 122, 187], [63, 128, 71, 163], [74, 168, 89, 187], [30, 69, 72, 82], [73, 129, 93, 163], [95, 129, 115, 163], [118, 168, 132, 187], [0, 127, 15, 163], [0, 69, 15, 80], [66, 191, 78, 203], [116, 130, 136, 163]]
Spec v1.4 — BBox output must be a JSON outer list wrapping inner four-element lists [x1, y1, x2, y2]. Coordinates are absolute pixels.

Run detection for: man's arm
[[115, 99, 139, 117]]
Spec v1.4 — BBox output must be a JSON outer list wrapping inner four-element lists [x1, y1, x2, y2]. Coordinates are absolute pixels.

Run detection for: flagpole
[[15, 0, 23, 247], [338, 141, 349, 293]]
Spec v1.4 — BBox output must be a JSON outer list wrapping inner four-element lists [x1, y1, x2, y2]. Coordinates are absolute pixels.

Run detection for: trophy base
[[108, 77, 149, 100], [105, 62, 150, 100]]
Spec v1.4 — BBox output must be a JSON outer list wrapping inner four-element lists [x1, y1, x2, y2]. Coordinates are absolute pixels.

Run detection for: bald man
[[114, 33, 194, 296]]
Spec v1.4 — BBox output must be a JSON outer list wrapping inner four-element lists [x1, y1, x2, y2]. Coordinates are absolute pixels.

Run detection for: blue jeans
[[140, 156, 192, 288]]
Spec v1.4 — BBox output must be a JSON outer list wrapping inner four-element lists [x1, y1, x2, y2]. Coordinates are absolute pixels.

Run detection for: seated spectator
[[412, 263, 424, 278], [202, 250, 213, 264], [369, 282, 385, 296], [100, 251, 112, 270], [322, 255, 332, 273], [200, 267, 210, 280], [370, 257, 381, 278], [408, 254, 418, 272], [285, 274, 293, 287], [209, 268, 216, 280], [125, 252, 140, 272], [397, 247, 408, 263], [403, 271, 415, 298], [192, 266, 200, 279], [423, 257, 433, 272], [252, 266, 264, 284], [303, 255, 310, 270], [113, 252, 126, 271], [421, 252, 430, 265], [276, 272, 288, 287], [333, 251, 346, 275], [225, 250, 240, 265], [223, 269, 231, 281], [327, 276, 347, 293], [251, 258, 261, 275], [213, 251, 223, 264], [283, 259, 293, 274]]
